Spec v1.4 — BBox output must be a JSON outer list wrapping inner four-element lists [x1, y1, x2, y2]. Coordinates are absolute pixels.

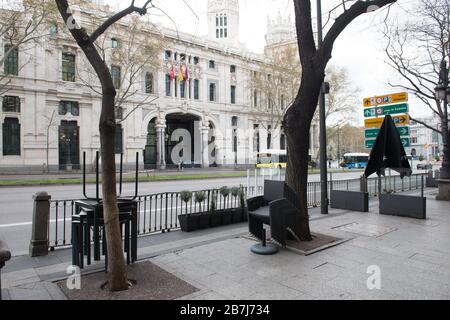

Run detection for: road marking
[[0, 219, 58, 228]]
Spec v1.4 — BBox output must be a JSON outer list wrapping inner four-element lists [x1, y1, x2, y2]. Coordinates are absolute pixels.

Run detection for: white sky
[[105, 0, 432, 125]]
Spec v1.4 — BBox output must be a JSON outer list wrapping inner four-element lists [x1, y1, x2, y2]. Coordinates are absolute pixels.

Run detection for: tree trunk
[[100, 89, 128, 291], [284, 68, 324, 242]]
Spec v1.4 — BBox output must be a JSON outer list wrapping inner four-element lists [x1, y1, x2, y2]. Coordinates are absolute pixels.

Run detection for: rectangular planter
[[330, 190, 369, 212], [210, 213, 222, 227], [241, 208, 248, 222], [178, 214, 199, 232], [379, 194, 426, 219], [219, 210, 232, 225], [197, 213, 211, 230], [231, 208, 242, 223]]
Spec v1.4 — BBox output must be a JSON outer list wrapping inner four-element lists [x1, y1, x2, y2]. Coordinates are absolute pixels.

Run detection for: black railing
[[48, 173, 427, 250]]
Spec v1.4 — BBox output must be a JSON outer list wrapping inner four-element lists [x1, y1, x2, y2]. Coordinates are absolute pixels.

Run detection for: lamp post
[[317, 0, 329, 214], [435, 59, 450, 200]]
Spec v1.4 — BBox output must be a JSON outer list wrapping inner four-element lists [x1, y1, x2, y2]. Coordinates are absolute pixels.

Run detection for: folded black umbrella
[[364, 115, 412, 178]]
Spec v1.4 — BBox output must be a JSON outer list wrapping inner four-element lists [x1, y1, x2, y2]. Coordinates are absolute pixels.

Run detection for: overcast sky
[[105, 0, 431, 125]]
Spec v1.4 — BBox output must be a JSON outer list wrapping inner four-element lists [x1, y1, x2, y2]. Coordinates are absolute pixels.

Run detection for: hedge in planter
[[178, 190, 199, 232], [239, 188, 248, 222], [219, 186, 233, 225], [230, 187, 242, 223], [194, 191, 210, 229], [209, 193, 222, 227]]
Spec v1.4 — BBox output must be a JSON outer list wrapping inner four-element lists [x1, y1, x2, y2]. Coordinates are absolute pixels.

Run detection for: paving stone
[[2, 268, 40, 288]]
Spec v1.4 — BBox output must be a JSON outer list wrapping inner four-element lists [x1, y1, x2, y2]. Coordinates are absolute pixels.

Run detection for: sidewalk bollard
[[29, 192, 51, 257], [0, 239, 12, 300], [421, 175, 424, 198]]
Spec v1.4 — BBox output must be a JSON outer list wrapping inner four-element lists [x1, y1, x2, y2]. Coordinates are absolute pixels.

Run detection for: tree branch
[[90, 0, 153, 42], [409, 115, 442, 134], [321, 0, 397, 65]]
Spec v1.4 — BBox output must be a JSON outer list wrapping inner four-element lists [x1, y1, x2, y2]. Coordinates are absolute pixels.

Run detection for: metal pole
[[421, 175, 424, 198], [317, 0, 328, 214]]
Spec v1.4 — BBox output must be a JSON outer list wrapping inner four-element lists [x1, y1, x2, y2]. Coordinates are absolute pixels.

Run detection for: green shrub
[[419, 155, 424, 162], [194, 191, 206, 211], [180, 190, 192, 203], [435, 155, 441, 161], [219, 186, 230, 198], [194, 191, 206, 203], [230, 187, 240, 198], [209, 192, 216, 214], [239, 188, 246, 208]]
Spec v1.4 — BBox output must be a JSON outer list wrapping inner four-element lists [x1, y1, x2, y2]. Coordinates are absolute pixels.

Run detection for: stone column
[[200, 125, 210, 168], [29, 192, 51, 257], [156, 121, 166, 170]]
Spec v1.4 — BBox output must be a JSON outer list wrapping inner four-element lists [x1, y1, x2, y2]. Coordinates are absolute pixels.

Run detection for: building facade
[[0, 0, 318, 170], [408, 116, 443, 161]]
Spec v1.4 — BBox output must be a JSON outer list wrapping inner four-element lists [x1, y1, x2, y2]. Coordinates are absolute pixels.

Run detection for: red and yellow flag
[[170, 65, 175, 81], [178, 65, 184, 81]]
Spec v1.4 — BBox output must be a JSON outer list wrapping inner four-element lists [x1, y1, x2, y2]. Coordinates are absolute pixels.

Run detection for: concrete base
[[29, 240, 49, 257], [436, 179, 450, 201], [250, 243, 278, 255]]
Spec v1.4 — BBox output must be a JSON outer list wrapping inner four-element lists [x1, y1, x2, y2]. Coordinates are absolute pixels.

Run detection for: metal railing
[[47, 173, 427, 250]]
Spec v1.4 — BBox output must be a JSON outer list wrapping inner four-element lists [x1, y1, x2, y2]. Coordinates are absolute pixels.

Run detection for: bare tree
[[55, 0, 157, 292], [313, 64, 359, 162], [76, 14, 165, 122], [327, 124, 365, 161], [323, 64, 359, 126], [382, 0, 450, 179], [284, 0, 397, 241], [42, 109, 57, 173], [251, 44, 301, 134], [0, 0, 59, 94]]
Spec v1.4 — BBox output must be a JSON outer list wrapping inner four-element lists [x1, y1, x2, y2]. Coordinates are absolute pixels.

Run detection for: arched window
[[2, 117, 20, 155], [145, 72, 154, 94], [280, 134, 286, 150], [111, 38, 119, 48], [209, 83, 216, 102], [267, 126, 272, 149]]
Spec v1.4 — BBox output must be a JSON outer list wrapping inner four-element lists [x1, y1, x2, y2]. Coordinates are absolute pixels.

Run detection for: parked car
[[417, 163, 433, 170]]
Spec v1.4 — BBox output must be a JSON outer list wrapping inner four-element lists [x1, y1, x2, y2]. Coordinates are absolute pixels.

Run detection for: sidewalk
[[2, 188, 450, 300]]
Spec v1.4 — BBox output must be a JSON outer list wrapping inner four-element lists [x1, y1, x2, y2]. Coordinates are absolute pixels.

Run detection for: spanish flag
[[185, 64, 189, 81], [170, 65, 175, 81], [178, 65, 184, 81]]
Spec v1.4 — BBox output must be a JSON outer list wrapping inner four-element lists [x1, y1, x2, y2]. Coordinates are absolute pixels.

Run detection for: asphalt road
[[0, 169, 423, 256]]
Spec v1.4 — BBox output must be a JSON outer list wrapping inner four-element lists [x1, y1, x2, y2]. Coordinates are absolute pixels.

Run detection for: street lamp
[[317, 0, 329, 214]]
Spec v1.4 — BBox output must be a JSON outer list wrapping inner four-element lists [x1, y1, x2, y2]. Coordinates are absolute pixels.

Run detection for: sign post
[[363, 92, 410, 151]]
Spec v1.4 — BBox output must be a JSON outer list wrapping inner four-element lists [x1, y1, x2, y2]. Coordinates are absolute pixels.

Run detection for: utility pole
[[317, 0, 328, 214]]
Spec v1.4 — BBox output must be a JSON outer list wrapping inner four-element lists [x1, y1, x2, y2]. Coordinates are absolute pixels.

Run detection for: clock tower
[[207, 0, 240, 46]]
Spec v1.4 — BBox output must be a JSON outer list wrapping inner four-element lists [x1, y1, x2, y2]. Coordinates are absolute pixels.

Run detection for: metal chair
[[0, 239, 11, 300], [247, 180, 299, 254]]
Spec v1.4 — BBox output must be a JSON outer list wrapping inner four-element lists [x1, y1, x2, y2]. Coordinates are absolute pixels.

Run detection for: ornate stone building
[[0, 0, 319, 170]]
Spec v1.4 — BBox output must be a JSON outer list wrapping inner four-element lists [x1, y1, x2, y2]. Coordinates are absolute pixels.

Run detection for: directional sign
[[363, 92, 408, 107], [365, 139, 376, 149], [363, 103, 409, 118], [365, 137, 410, 149], [364, 126, 410, 139], [364, 114, 409, 128]]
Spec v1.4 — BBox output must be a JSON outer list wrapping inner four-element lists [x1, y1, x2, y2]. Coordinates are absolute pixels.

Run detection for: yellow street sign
[[364, 114, 409, 128], [363, 92, 408, 107]]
